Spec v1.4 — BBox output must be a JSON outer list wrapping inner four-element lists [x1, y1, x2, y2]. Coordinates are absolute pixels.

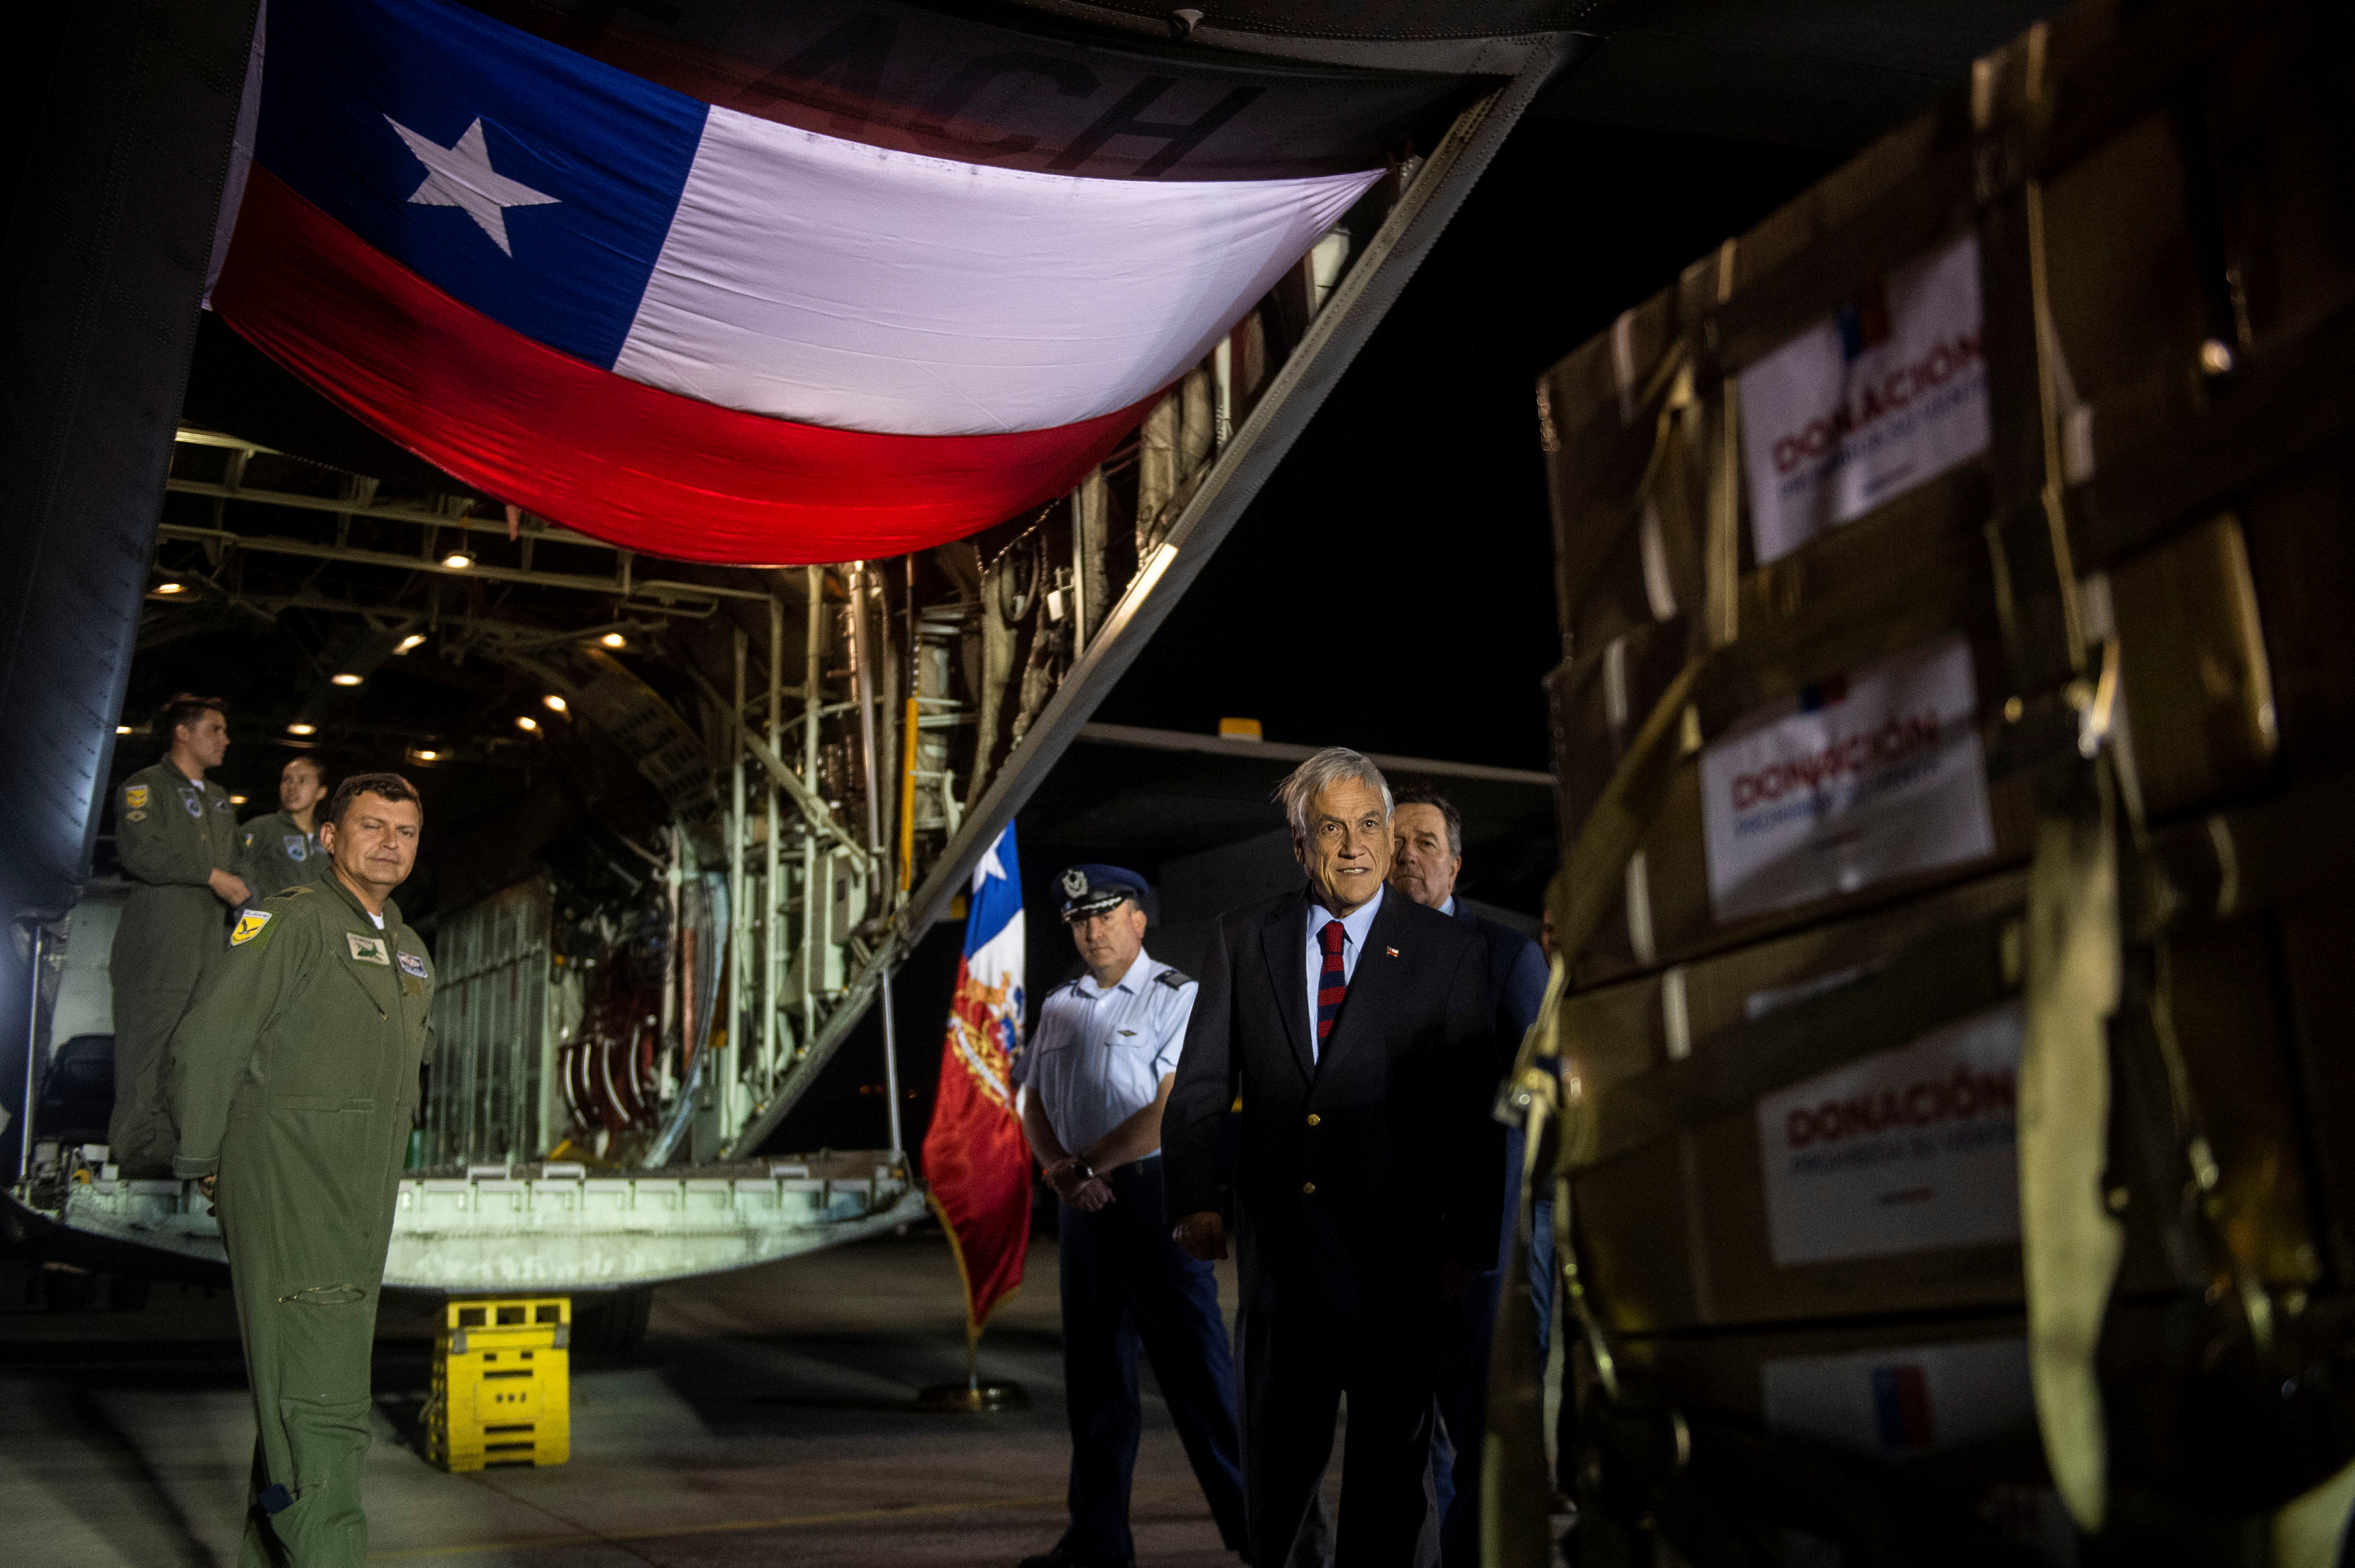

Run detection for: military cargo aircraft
[[1, 0, 2068, 1351]]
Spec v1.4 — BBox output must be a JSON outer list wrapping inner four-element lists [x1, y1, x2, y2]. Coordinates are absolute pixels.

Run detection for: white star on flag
[[385, 115, 558, 256], [973, 839, 1009, 889]]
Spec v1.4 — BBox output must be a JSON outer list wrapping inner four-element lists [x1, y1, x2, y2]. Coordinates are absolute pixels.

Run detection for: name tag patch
[[348, 933, 392, 965], [398, 951, 428, 979], [231, 909, 273, 946]]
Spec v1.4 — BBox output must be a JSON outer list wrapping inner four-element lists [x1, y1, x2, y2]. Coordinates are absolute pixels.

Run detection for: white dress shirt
[[1021, 948, 1196, 1155], [1302, 883, 1385, 1062]]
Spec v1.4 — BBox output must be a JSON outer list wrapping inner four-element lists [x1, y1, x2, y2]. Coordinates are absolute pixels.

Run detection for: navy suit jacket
[[1455, 900, 1548, 1045], [1455, 899, 1550, 1269], [1165, 888, 1500, 1322]]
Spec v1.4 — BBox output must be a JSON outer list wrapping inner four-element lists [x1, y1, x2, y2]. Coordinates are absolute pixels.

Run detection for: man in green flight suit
[[238, 755, 330, 898], [111, 694, 249, 1176], [172, 772, 435, 1568]]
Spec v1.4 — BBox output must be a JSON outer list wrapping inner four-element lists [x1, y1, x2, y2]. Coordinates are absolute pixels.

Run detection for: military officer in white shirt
[[1016, 864, 1247, 1568]]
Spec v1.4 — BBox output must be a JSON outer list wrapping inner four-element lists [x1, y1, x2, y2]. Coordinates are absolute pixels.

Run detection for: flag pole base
[[914, 1381, 1027, 1413]]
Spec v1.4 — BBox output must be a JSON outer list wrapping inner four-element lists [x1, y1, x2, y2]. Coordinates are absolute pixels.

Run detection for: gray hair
[[1274, 747, 1393, 839]]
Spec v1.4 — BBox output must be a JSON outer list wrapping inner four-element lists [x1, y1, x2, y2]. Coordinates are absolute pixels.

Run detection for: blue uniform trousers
[[1057, 1155, 1248, 1561]]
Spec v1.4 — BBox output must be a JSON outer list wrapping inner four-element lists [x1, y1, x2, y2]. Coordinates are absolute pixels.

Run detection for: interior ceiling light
[[153, 581, 185, 595], [330, 673, 364, 687], [115, 724, 132, 735], [442, 549, 475, 569], [394, 633, 426, 654], [600, 632, 626, 648], [287, 722, 317, 735], [543, 694, 568, 714], [228, 795, 248, 805], [515, 714, 539, 733], [413, 749, 440, 762]]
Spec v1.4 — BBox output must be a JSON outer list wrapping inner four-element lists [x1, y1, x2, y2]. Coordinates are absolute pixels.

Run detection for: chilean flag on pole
[[207, 0, 1383, 564], [922, 822, 1030, 1338]]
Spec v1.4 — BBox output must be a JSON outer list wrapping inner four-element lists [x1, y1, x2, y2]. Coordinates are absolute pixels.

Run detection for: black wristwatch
[[1072, 1158, 1095, 1182]]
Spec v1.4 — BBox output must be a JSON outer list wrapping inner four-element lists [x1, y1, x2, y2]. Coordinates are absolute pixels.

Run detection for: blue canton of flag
[[962, 823, 1026, 1057], [256, 0, 706, 368]]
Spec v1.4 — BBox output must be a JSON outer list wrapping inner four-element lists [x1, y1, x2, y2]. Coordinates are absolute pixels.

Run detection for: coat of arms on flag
[[921, 821, 1032, 1370]]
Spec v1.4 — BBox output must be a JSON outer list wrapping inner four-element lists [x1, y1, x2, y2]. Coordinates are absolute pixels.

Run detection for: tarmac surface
[[4, 1230, 1270, 1567]]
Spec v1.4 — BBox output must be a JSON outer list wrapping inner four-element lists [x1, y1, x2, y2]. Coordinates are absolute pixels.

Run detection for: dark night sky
[[1097, 116, 1834, 772]]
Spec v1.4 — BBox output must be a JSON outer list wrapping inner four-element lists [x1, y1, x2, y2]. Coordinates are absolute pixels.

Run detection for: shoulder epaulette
[[273, 885, 317, 898], [1154, 967, 1193, 989]]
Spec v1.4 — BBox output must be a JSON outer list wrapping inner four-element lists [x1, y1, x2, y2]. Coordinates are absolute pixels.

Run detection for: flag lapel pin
[[1385, 946, 1401, 957]]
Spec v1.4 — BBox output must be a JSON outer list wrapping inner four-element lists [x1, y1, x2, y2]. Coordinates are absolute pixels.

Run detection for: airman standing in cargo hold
[[238, 755, 331, 897], [108, 694, 249, 1177], [171, 772, 435, 1568]]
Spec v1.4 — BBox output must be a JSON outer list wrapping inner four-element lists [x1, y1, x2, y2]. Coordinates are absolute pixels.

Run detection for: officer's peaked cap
[[1060, 863, 1148, 920]]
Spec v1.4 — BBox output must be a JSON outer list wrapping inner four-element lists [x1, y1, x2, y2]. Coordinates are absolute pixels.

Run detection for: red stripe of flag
[[212, 166, 1150, 566]]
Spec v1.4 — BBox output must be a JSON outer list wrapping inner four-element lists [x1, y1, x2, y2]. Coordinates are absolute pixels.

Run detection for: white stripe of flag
[[613, 106, 1380, 438]]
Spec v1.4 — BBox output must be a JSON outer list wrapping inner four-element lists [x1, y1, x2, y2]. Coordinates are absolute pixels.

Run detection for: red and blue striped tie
[[1316, 920, 1348, 1048]]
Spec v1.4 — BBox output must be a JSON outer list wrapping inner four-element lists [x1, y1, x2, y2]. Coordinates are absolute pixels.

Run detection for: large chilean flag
[[209, 0, 1388, 564]]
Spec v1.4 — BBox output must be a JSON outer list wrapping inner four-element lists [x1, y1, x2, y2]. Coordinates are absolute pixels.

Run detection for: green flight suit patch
[[347, 932, 391, 965], [231, 909, 274, 949]]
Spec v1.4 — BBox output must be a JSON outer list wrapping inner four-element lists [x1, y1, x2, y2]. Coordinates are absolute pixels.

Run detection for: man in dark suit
[[1165, 747, 1500, 1567], [1389, 786, 1550, 1567]]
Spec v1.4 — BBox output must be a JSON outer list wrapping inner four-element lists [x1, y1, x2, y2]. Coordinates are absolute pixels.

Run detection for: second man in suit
[[1165, 747, 1500, 1567], [1389, 786, 1551, 1567]]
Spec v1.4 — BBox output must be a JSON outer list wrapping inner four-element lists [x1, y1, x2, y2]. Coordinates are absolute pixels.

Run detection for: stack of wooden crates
[[1527, 0, 2355, 1561]]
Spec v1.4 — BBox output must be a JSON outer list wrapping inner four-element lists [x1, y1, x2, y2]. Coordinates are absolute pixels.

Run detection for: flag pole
[[878, 964, 904, 1160], [849, 559, 905, 1162], [915, 1209, 1029, 1413]]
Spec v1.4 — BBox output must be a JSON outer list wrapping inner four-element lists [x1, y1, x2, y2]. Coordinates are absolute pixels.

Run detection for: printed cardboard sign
[[1755, 1000, 2021, 1267], [1700, 633, 1993, 924], [1762, 1336, 2032, 1457], [1739, 233, 1988, 565]]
